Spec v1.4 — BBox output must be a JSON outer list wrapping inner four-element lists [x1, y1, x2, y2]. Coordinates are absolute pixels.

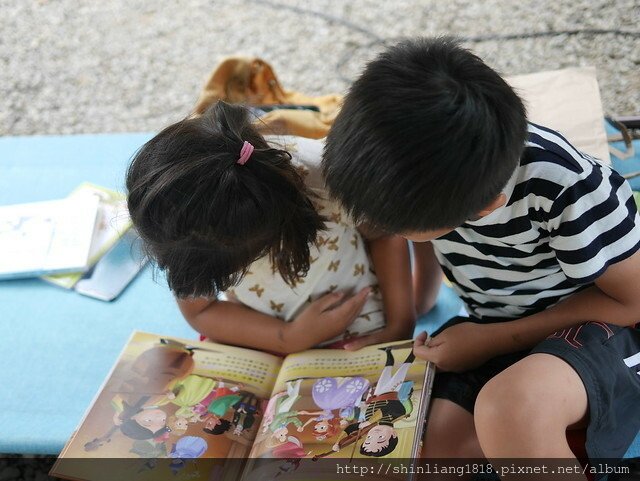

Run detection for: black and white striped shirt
[[431, 123, 640, 320]]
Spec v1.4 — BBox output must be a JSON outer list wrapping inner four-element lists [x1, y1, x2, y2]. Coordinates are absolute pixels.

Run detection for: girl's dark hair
[[126, 101, 326, 298]]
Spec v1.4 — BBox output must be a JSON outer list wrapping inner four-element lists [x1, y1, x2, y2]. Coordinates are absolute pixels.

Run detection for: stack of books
[[0, 183, 146, 300]]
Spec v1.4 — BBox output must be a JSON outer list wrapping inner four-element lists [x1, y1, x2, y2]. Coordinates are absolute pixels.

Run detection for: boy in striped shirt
[[322, 37, 640, 473]]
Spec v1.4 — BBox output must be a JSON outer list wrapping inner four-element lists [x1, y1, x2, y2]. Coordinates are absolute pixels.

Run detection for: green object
[[207, 394, 242, 417], [634, 191, 640, 210], [168, 375, 216, 417], [270, 411, 303, 431]]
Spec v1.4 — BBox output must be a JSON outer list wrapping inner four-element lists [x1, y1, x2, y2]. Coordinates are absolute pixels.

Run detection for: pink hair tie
[[237, 141, 254, 165]]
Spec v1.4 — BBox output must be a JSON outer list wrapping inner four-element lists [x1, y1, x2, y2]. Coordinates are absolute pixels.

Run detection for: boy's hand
[[285, 287, 371, 352], [413, 323, 498, 372], [343, 324, 413, 351]]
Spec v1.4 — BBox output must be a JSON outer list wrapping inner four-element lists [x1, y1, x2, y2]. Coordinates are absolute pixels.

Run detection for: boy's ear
[[476, 193, 507, 218]]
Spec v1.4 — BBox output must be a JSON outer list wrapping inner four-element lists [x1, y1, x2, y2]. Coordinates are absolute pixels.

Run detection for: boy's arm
[[416, 165, 640, 373], [177, 287, 370, 355], [415, 249, 640, 372], [344, 233, 416, 350], [498, 248, 640, 349]]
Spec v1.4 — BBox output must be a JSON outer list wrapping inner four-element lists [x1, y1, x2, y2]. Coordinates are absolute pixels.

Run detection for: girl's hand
[[285, 288, 371, 352], [413, 323, 498, 372]]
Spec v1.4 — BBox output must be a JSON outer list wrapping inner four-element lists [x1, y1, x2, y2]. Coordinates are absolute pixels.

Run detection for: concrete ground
[[1, 0, 639, 135]]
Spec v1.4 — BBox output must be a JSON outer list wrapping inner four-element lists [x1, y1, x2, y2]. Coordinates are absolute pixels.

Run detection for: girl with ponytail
[[126, 101, 415, 354]]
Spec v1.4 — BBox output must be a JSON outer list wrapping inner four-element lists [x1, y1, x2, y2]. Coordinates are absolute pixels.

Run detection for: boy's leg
[[418, 399, 484, 481], [475, 353, 588, 481], [476, 322, 640, 478], [422, 398, 484, 458], [417, 331, 528, 480], [475, 353, 588, 457], [419, 317, 529, 459]]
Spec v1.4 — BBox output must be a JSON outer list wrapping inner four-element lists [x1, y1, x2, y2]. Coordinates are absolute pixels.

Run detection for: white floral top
[[225, 136, 385, 345]]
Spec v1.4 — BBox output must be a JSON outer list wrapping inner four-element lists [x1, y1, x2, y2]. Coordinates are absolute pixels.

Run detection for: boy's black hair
[[322, 37, 527, 233], [126, 101, 326, 298]]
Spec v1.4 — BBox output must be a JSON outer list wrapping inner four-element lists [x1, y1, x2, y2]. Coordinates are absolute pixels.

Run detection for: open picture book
[[52, 331, 434, 481]]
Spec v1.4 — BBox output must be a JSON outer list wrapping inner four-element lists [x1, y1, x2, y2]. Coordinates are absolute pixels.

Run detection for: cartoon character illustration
[[84, 396, 171, 452], [114, 340, 198, 396], [271, 435, 306, 458], [267, 380, 305, 442], [317, 347, 415, 459], [231, 391, 260, 436], [156, 374, 216, 418], [190, 381, 243, 418], [84, 339, 207, 452], [169, 436, 208, 473], [202, 391, 260, 437], [337, 404, 362, 426], [118, 405, 170, 442], [202, 416, 233, 436], [308, 418, 342, 441], [200, 387, 243, 436], [81, 338, 239, 461], [167, 415, 189, 434], [300, 376, 370, 439], [129, 439, 167, 458], [261, 391, 287, 434]]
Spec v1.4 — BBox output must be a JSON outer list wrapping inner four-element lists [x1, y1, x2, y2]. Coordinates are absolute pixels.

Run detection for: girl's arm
[[344, 234, 417, 350], [177, 287, 371, 355]]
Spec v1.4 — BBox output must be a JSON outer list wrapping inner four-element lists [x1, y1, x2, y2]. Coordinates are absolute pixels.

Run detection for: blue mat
[[0, 134, 198, 454], [0, 134, 455, 454], [0, 132, 461, 455], [1, 130, 638, 458]]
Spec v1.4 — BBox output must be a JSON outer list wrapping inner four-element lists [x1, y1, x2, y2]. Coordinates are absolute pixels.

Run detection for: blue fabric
[[2, 128, 638, 457], [414, 283, 464, 337], [0, 133, 198, 454], [607, 120, 640, 191]]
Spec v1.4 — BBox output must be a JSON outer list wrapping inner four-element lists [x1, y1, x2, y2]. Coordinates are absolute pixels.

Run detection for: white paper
[[0, 196, 100, 279]]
